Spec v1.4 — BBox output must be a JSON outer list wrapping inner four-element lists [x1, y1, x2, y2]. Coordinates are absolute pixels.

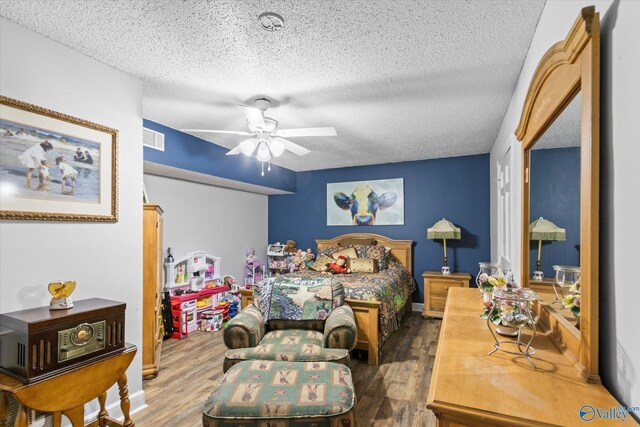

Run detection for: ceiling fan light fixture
[[268, 139, 285, 157], [239, 139, 257, 156], [256, 141, 271, 162]]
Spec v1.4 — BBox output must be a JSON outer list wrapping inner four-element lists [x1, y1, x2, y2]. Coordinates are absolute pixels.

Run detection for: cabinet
[[422, 271, 470, 319], [142, 204, 164, 380]]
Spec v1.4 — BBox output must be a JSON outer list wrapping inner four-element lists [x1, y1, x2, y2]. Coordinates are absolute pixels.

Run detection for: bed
[[240, 233, 415, 365]]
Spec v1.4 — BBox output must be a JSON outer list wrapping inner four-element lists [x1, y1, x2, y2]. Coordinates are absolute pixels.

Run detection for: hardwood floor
[[134, 312, 441, 426]]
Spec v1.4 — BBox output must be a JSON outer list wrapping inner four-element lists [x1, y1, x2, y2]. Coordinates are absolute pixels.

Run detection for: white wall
[[144, 174, 268, 284], [599, 0, 640, 415], [0, 17, 145, 417], [489, 0, 640, 412]]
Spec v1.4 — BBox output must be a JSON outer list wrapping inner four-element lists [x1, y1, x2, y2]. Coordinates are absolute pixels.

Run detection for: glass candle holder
[[552, 265, 580, 301], [486, 287, 538, 367]]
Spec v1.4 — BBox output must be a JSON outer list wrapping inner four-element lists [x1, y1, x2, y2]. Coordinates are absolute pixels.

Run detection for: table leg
[[62, 405, 84, 427], [0, 391, 7, 427], [52, 412, 62, 427], [14, 405, 29, 427], [98, 391, 109, 426], [117, 373, 134, 427]]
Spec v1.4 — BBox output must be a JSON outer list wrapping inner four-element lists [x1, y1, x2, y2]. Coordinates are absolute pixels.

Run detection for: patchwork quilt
[[256, 276, 343, 322], [276, 258, 416, 347]]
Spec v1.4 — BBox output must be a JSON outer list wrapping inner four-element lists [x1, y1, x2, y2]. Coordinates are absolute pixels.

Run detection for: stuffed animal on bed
[[303, 248, 315, 268], [285, 240, 297, 254], [292, 249, 306, 270], [325, 255, 350, 274]]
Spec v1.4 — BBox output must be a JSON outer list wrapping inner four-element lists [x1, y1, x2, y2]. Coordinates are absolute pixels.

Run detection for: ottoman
[[202, 360, 356, 426]]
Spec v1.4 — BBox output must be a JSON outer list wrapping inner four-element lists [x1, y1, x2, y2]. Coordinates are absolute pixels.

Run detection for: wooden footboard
[[346, 298, 380, 365]]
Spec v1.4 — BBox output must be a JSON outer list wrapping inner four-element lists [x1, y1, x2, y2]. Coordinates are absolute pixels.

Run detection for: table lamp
[[529, 217, 566, 280], [427, 218, 461, 275]]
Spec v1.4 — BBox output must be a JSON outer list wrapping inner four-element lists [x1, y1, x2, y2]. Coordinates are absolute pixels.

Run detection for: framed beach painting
[[327, 178, 404, 226], [0, 96, 118, 221]]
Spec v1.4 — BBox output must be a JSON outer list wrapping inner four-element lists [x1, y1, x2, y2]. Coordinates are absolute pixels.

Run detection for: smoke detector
[[258, 12, 284, 32]]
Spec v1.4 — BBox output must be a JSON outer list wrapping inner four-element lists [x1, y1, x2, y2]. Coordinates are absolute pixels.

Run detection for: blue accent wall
[[143, 119, 297, 193], [268, 154, 490, 302], [529, 147, 580, 278]]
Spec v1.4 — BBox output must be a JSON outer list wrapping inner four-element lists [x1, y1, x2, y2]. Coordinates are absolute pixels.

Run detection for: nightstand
[[422, 271, 471, 318]]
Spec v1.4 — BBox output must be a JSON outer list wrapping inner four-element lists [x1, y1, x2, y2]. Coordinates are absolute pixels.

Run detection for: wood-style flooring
[[134, 312, 441, 426]]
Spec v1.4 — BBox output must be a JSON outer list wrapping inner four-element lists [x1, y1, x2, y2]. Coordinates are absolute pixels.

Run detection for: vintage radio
[[0, 298, 125, 383]]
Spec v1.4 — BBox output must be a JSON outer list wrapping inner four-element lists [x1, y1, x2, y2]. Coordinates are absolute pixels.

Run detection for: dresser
[[427, 288, 634, 426], [422, 271, 470, 318], [142, 204, 164, 380]]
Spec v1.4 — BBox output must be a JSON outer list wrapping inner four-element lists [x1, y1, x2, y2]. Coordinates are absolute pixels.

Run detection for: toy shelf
[[169, 286, 229, 339]]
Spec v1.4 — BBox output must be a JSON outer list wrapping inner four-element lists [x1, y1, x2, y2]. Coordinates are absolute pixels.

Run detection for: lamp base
[[532, 271, 544, 281], [441, 266, 451, 275]]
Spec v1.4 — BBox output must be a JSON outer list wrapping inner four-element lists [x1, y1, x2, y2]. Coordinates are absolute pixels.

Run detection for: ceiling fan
[[181, 98, 337, 174]]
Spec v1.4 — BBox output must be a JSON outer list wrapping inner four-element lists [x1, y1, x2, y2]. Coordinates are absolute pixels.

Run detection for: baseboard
[[83, 390, 147, 425], [412, 302, 424, 312]]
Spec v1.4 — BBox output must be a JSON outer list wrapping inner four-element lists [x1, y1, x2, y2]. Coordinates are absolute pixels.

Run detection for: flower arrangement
[[478, 273, 507, 324], [562, 282, 581, 318], [477, 273, 506, 292]]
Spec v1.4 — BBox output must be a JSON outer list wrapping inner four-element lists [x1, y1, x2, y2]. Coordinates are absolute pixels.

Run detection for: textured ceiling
[[0, 0, 545, 172], [534, 93, 582, 150]]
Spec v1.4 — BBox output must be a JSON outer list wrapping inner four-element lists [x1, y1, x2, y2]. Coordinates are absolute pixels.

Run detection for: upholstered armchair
[[222, 279, 357, 372]]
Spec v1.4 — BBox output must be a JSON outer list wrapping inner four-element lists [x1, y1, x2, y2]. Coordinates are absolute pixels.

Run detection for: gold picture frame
[[0, 96, 118, 222]]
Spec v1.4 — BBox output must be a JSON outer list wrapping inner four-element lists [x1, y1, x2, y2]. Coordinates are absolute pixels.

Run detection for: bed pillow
[[337, 237, 377, 247], [317, 246, 343, 259], [309, 254, 334, 272], [349, 258, 379, 273], [352, 244, 390, 270], [331, 247, 358, 260]]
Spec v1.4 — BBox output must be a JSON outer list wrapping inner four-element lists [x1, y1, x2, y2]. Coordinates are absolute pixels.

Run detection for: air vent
[[143, 127, 165, 151], [17, 342, 25, 367]]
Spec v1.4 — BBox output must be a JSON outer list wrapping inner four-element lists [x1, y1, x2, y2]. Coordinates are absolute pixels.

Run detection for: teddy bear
[[293, 249, 306, 271], [285, 240, 297, 254]]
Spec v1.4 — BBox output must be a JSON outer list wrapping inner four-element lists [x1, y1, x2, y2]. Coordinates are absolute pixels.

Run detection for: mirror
[[528, 93, 581, 326], [515, 7, 600, 382]]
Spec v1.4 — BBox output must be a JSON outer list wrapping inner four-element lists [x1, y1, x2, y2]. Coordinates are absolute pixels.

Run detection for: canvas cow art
[[333, 184, 398, 225]]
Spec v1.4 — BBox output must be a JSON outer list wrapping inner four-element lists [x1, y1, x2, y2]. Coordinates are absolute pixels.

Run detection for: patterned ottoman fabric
[[223, 330, 350, 373], [203, 360, 356, 426]]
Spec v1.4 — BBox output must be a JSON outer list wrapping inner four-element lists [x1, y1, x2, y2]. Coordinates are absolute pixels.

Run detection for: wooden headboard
[[315, 233, 413, 275]]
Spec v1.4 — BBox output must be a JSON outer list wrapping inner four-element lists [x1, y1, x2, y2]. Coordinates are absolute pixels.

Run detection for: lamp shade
[[427, 218, 461, 240], [529, 217, 566, 241]]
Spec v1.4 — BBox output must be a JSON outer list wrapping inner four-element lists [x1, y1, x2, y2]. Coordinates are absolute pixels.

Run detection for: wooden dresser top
[[426, 287, 636, 426]]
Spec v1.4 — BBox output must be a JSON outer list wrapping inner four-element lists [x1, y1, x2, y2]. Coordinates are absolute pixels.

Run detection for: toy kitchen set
[[164, 251, 237, 339]]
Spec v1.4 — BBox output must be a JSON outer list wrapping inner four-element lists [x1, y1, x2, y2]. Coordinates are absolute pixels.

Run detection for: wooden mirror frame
[[515, 6, 600, 382]]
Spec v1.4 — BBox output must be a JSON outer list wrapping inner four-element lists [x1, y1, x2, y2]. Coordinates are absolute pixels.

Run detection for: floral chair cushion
[[223, 329, 350, 373]]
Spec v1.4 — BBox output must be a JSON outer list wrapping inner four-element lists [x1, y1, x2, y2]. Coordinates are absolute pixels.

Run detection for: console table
[[0, 344, 136, 427], [427, 288, 635, 426]]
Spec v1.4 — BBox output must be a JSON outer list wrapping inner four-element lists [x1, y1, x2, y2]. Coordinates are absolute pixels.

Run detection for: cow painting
[[333, 184, 398, 225]]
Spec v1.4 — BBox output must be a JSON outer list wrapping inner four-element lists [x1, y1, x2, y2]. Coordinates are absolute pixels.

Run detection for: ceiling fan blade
[[271, 137, 311, 156], [226, 145, 243, 155], [181, 129, 253, 136], [274, 127, 337, 138], [239, 104, 266, 130]]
